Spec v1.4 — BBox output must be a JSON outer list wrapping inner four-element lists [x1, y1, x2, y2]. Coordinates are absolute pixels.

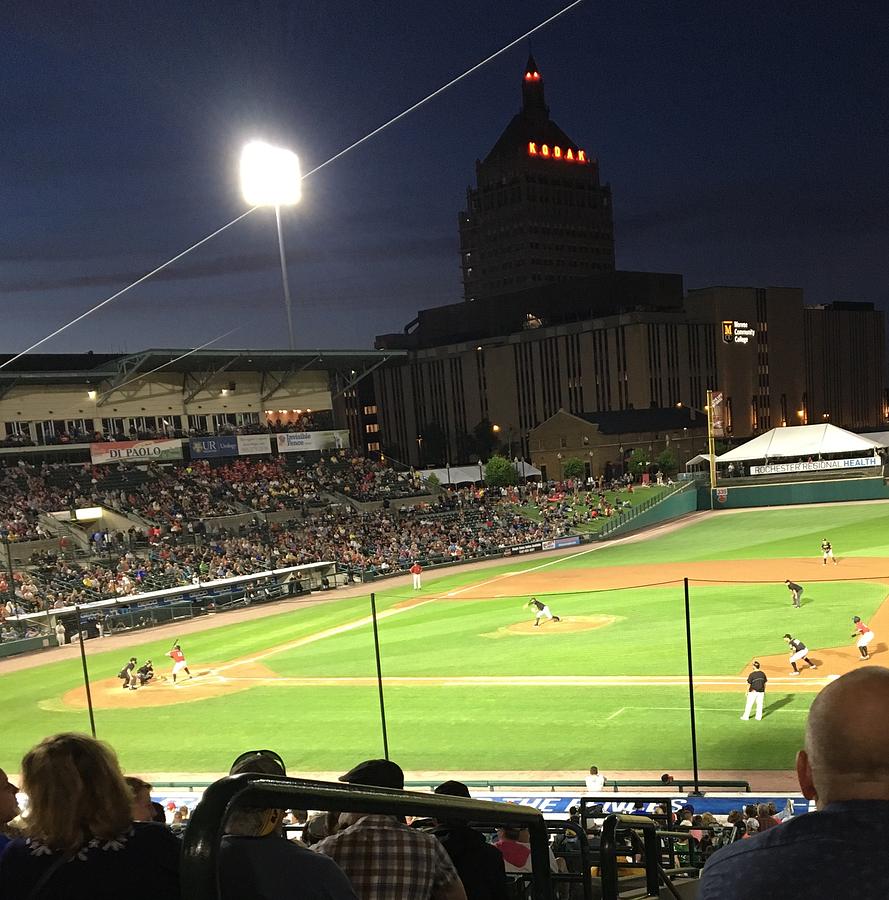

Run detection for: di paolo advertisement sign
[[91, 439, 184, 464], [276, 430, 350, 453], [722, 320, 756, 345]]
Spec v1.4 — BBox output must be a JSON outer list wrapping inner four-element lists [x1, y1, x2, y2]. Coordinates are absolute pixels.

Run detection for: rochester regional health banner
[[276, 430, 350, 453], [91, 439, 184, 464]]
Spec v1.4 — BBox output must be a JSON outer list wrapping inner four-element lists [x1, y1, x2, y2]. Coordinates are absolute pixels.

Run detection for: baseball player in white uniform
[[527, 597, 561, 626]]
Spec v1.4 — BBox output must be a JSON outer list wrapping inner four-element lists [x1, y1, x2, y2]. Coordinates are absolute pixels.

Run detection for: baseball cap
[[229, 749, 287, 777], [339, 758, 404, 789], [434, 780, 471, 798]]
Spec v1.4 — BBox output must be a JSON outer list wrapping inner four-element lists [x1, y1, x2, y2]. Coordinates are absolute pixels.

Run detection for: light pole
[[240, 141, 302, 350], [0, 528, 16, 644]]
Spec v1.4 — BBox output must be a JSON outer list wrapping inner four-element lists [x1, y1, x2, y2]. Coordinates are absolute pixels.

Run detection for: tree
[[561, 457, 585, 480], [485, 455, 518, 487], [417, 422, 447, 466], [424, 472, 441, 490], [628, 448, 648, 476], [656, 447, 678, 476], [464, 419, 499, 462]]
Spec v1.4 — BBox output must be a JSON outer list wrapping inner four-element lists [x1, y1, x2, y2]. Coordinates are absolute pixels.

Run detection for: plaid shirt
[[314, 814, 460, 900]]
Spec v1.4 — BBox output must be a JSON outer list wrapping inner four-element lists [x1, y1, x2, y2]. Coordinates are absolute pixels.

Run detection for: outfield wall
[[599, 486, 698, 539], [708, 476, 889, 509]]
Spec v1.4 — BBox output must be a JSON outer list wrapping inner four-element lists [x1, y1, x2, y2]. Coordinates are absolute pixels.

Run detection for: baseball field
[[3, 500, 889, 778]]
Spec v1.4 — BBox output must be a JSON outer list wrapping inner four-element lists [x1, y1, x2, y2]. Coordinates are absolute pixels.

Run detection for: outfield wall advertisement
[[750, 455, 879, 476], [276, 430, 350, 453], [90, 439, 183, 464]]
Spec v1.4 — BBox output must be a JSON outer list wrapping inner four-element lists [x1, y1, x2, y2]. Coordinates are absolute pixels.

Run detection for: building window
[[367, 441, 381, 451], [363, 405, 378, 415], [365, 423, 380, 433], [560, 435, 568, 448]]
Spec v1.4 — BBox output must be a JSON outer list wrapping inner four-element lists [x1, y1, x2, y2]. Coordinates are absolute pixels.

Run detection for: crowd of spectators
[[3, 669, 889, 897]]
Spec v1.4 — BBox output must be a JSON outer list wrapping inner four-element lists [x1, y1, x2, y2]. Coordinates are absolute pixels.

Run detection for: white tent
[[418, 460, 541, 485], [860, 431, 889, 449], [685, 454, 714, 468], [716, 424, 882, 463]]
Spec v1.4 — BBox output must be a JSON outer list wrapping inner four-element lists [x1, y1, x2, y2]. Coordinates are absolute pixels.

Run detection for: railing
[[152, 777, 750, 793], [600, 813, 700, 899], [597, 481, 695, 539], [181, 773, 553, 900]]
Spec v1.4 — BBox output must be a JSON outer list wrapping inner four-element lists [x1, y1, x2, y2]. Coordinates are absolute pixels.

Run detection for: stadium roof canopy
[[716, 424, 882, 463], [0, 348, 406, 385]]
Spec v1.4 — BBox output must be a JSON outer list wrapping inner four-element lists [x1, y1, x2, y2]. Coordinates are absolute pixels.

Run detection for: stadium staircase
[[596, 480, 697, 540]]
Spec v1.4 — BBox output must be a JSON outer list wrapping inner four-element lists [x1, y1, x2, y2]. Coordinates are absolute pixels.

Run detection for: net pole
[[369, 592, 390, 759], [74, 604, 97, 738], [683, 578, 701, 795]]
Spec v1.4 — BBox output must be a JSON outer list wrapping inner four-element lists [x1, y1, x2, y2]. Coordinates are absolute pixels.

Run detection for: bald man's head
[[797, 667, 889, 808]]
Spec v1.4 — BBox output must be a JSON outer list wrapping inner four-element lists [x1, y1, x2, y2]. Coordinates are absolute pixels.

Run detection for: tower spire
[[522, 54, 547, 123]]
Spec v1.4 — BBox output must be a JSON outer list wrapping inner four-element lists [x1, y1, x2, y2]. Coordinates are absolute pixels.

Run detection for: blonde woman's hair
[[22, 733, 132, 855]]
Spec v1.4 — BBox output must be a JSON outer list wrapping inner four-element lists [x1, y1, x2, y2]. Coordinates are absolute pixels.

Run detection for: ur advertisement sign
[[709, 390, 725, 438], [189, 434, 272, 459], [276, 430, 350, 453], [750, 455, 880, 476], [190, 436, 238, 459], [90, 439, 183, 464]]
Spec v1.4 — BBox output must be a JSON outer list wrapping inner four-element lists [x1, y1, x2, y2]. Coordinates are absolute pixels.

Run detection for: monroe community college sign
[[750, 455, 880, 476], [722, 320, 756, 345]]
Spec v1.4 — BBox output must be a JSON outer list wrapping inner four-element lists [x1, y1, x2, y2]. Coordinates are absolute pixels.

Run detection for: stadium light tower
[[240, 140, 302, 350]]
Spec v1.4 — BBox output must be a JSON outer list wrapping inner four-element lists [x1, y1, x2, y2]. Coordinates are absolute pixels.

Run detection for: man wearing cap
[[219, 750, 358, 900], [430, 780, 508, 900], [314, 759, 467, 900]]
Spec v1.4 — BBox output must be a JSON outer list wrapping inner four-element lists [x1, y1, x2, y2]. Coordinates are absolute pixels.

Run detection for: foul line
[[209, 599, 434, 675]]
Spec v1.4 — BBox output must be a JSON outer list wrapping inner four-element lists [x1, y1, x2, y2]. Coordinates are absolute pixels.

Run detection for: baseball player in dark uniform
[[783, 634, 817, 675], [785, 580, 803, 608], [741, 661, 767, 720], [527, 597, 561, 626], [118, 657, 138, 690], [820, 538, 838, 565]]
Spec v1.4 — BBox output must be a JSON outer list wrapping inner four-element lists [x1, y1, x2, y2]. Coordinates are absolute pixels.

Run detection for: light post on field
[[240, 141, 302, 350]]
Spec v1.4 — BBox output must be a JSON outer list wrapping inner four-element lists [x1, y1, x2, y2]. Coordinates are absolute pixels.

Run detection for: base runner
[[166, 642, 192, 684], [783, 634, 817, 675], [851, 616, 874, 660], [527, 597, 561, 627]]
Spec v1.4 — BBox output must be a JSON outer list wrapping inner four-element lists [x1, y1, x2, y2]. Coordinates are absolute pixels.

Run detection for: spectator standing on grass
[[430, 780, 508, 900], [0, 733, 180, 899], [314, 758, 466, 900], [219, 750, 357, 900], [700, 667, 889, 899]]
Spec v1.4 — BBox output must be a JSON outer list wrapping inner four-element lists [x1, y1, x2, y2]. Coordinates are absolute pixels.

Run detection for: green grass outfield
[[2, 502, 889, 774]]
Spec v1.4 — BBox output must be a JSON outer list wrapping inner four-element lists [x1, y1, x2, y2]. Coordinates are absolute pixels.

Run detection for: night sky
[[2, 1, 888, 354]]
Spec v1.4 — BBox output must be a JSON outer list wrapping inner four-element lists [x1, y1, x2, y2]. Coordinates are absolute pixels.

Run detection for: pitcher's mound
[[487, 615, 621, 637]]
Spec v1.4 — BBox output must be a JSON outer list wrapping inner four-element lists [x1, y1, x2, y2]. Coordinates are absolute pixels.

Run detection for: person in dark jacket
[[431, 781, 509, 900]]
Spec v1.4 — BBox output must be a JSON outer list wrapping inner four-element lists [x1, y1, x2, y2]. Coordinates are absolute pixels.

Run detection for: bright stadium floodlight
[[240, 141, 302, 207], [240, 140, 302, 349]]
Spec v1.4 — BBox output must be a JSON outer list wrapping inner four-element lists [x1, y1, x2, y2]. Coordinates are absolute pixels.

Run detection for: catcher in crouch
[[527, 597, 561, 627]]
